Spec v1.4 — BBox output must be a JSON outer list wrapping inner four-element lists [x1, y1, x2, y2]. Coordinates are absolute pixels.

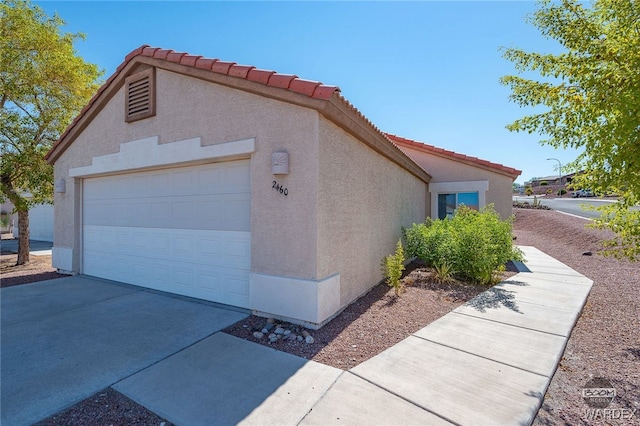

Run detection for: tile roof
[[132, 45, 340, 99], [386, 133, 522, 179]]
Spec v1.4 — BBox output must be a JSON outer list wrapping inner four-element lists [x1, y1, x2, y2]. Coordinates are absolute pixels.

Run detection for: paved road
[[513, 196, 617, 219], [0, 239, 53, 254]]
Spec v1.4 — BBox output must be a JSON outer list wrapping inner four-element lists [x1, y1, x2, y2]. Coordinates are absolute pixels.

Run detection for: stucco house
[[45, 45, 520, 328], [1, 199, 54, 242]]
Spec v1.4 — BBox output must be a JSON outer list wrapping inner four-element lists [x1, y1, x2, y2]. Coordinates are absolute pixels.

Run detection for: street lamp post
[[547, 158, 562, 192]]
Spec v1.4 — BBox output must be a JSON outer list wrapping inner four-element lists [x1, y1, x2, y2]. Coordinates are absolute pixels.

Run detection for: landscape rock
[[253, 331, 264, 339]]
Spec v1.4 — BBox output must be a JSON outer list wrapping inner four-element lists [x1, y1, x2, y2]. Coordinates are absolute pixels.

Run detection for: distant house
[[527, 172, 577, 188], [45, 45, 521, 327], [0, 199, 54, 242]]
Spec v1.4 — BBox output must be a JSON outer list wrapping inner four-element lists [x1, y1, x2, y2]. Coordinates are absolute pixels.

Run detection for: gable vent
[[125, 68, 156, 122]]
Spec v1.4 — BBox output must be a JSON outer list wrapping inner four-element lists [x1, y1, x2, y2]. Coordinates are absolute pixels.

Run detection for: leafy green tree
[[1, 0, 101, 264], [501, 0, 640, 260]]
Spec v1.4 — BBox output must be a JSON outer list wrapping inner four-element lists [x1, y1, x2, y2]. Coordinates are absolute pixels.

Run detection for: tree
[[1, 0, 101, 264], [501, 0, 640, 260]]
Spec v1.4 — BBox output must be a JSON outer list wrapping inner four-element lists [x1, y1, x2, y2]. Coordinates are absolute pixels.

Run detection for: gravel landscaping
[[2, 208, 638, 425], [0, 254, 65, 288], [223, 267, 493, 370]]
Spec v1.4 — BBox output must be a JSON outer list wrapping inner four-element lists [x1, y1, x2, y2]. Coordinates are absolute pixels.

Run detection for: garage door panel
[[226, 238, 250, 265], [173, 237, 195, 258], [223, 163, 251, 190], [196, 236, 221, 259], [197, 268, 222, 292], [196, 169, 223, 192], [82, 160, 251, 308], [225, 270, 250, 297], [173, 267, 194, 290], [85, 197, 250, 231]]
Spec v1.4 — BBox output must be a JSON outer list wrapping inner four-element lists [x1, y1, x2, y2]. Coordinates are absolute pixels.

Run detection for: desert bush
[[540, 180, 549, 186], [558, 189, 567, 196], [382, 239, 405, 296], [512, 201, 552, 210], [525, 186, 533, 195], [404, 205, 523, 285]]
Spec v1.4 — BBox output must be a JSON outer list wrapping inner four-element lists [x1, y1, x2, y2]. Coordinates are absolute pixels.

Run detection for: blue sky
[[35, 0, 580, 184]]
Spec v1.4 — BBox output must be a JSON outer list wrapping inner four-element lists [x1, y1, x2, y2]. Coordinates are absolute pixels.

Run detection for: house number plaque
[[272, 180, 288, 196]]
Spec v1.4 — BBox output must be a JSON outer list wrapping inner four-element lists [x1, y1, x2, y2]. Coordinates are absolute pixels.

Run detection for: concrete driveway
[[0, 275, 248, 426]]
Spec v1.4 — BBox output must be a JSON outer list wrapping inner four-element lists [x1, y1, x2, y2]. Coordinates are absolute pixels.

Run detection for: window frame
[[429, 181, 488, 219]]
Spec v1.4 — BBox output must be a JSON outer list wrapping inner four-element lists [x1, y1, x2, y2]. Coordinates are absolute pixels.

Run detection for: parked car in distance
[[572, 189, 595, 198]]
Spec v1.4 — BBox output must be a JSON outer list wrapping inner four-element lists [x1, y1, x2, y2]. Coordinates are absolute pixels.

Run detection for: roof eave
[[389, 136, 521, 180]]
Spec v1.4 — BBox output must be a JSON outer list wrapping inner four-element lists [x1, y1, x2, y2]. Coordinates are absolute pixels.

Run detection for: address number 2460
[[272, 180, 288, 196]]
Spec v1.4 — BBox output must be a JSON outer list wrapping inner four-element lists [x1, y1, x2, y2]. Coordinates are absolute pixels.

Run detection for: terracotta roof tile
[[211, 60, 236, 74], [152, 49, 173, 60], [312, 85, 339, 100], [166, 51, 187, 63], [179, 54, 202, 67], [247, 68, 275, 85], [228, 65, 255, 79], [385, 133, 521, 178], [289, 79, 321, 97], [125, 45, 147, 62], [267, 74, 298, 89], [194, 57, 219, 70], [141, 46, 160, 57]]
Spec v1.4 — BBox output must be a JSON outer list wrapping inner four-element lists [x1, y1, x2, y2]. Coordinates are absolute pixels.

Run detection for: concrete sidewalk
[[115, 245, 593, 425]]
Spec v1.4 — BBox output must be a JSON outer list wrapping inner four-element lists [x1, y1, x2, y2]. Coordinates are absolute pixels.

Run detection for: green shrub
[[558, 189, 567, 196], [525, 186, 533, 196], [0, 213, 8, 229], [540, 180, 548, 186], [404, 205, 523, 285], [382, 239, 405, 296]]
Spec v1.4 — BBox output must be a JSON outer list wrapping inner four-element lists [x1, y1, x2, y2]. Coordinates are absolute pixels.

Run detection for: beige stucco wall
[[54, 67, 321, 278], [317, 118, 428, 307], [399, 146, 515, 219]]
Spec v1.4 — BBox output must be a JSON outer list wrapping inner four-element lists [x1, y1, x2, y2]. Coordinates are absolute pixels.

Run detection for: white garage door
[[82, 160, 251, 308]]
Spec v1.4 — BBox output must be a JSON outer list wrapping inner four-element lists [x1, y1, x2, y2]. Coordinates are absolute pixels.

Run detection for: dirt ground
[[0, 254, 65, 288]]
